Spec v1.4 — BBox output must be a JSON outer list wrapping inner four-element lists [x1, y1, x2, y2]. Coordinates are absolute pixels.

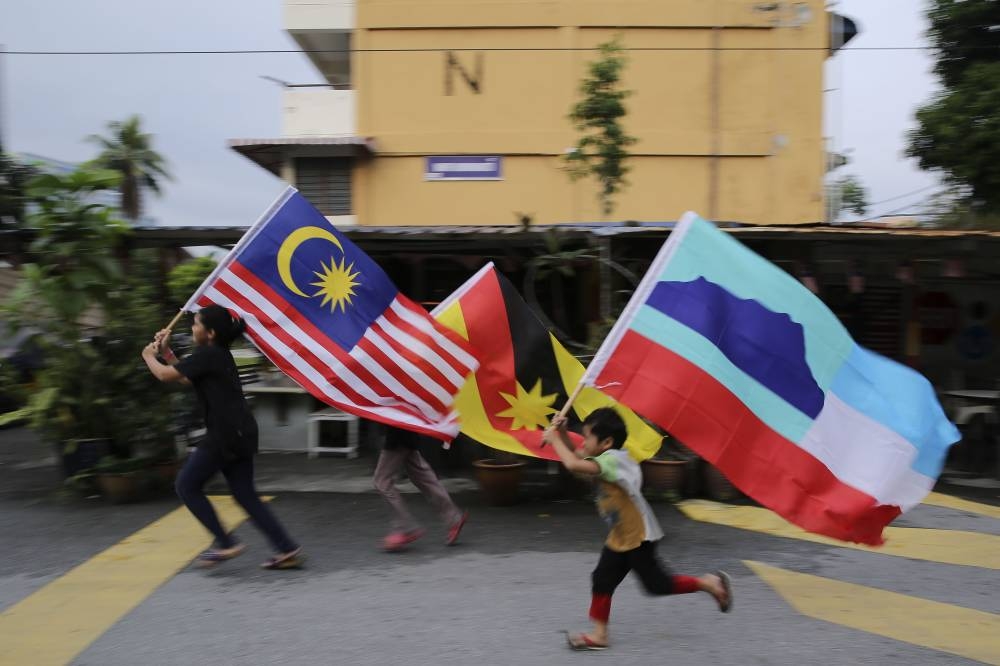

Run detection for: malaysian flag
[[183, 187, 479, 440]]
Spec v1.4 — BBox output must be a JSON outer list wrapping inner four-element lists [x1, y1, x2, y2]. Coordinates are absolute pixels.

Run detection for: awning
[[228, 136, 377, 174]]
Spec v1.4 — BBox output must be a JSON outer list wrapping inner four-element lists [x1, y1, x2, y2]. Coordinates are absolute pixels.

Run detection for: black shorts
[[592, 541, 677, 596]]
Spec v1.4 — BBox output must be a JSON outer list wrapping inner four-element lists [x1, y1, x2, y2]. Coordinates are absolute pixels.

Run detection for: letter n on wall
[[444, 51, 484, 95]]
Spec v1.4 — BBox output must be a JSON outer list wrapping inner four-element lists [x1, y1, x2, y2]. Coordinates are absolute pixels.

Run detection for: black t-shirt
[[176, 345, 258, 459]]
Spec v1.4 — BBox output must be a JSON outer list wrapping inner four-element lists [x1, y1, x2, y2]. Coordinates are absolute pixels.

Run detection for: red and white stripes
[[198, 261, 477, 440]]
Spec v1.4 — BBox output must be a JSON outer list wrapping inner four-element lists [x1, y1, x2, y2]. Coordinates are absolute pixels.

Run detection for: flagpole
[[556, 381, 586, 421], [181, 186, 298, 312], [163, 308, 185, 333]]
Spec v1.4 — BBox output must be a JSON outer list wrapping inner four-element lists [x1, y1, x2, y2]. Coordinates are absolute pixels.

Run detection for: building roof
[[228, 136, 377, 174], [5, 222, 1000, 254]]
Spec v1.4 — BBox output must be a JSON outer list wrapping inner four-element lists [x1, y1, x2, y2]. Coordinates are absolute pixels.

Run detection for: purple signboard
[[425, 156, 502, 181]]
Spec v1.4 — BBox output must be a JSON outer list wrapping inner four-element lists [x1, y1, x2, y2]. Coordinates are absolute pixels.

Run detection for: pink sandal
[[383, 529, 425, 552]]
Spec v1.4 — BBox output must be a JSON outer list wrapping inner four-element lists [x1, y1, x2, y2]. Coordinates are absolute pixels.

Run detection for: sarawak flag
[[184, 187, 478, 440], [432, 263, 660, 461], [582, 212, 960, 544]]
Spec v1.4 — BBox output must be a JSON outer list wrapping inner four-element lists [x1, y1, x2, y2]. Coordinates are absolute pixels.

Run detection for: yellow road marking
[[923, 492, 1000, 520], [678, 500, 1000, 570], [0, 496, 266, 666], [745, 560, 1000, 665]]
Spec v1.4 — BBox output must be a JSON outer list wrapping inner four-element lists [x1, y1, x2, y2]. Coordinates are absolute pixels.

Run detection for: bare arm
[[542, 417, 600, 476], [142, 340, 189, 384], [154, 329, 180, 366]]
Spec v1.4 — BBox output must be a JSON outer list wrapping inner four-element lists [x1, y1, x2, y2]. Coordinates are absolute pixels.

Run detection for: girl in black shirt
[[142, 305, 302, 569]]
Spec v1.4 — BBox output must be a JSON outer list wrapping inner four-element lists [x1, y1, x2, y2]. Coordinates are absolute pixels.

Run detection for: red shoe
[[383, 529, 424, 552], [445, 511, 468, 546]]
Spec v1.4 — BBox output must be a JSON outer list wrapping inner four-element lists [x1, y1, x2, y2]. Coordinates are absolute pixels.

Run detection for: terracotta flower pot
[[472, 459, 526, 506], [640, 459, 687, 495], [153, 460, 181, 487], [97, 472, 144, 504]]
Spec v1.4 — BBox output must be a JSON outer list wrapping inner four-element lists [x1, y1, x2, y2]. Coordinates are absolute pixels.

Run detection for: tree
[[565, 38, 637, 218], [2, 166, 173, 459], [88, 115, 171, 221], [833, 174, 869, 218], [167, 256, 217, 309], [9, 168, 129, 327], [0, 153, 39, 226], [906, 1, 1000, 215]]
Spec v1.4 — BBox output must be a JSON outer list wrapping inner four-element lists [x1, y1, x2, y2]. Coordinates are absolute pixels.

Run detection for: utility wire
[[867, 184, 941, 208], [4, 45, 1000, 56]]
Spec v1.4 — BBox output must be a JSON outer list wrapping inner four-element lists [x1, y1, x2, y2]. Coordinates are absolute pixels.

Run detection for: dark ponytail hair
[[198, 304, 246, 348]]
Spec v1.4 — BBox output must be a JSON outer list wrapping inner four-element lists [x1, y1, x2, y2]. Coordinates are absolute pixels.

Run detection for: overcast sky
[[1, 0, 941, 227]]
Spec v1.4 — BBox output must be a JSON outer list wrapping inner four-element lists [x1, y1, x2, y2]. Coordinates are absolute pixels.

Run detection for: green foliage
[[926, 0, 1000, 90], [167, 256, 217, 308], [88, 115, 171, 220], [565, 38, 637, 218], [0, 153, 40, 225], [835, 175, 869, 217], [906, 1, 1000, 215], [0, 405, 33, 427], [3, 165, 173, 458], [927, 186, 1000, 230], [532, 229, 598, 280], [7, 168, 128, 329]]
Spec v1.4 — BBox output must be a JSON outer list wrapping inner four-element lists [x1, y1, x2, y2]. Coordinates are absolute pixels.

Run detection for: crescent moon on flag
[[276, 226, 344, 298]]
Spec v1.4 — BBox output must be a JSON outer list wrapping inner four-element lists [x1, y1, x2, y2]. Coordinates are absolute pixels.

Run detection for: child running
[[542, 407, 732, 651], [142, 305, 303, 570]]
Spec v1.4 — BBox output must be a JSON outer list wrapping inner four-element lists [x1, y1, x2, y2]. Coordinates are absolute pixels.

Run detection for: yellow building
[[232, 0, 855, 227]]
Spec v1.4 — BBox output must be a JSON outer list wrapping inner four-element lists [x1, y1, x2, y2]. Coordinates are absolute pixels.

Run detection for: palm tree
[[88, 116, 170, 221]]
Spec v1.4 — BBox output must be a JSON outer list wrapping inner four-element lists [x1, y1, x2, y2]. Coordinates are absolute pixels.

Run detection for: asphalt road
[[1, 488, 995, 666]]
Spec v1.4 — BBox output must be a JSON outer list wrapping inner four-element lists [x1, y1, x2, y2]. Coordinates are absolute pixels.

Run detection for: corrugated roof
[[228, 136, 377, 150]]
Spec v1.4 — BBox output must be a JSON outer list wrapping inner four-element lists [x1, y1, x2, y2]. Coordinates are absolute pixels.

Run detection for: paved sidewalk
[[3, 426, 999, 507]]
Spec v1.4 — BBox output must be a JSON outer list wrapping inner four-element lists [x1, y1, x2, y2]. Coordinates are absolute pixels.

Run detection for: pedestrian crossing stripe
[[678, 500, 1000, 570], [745, 560, 1000, 665], [922, 492, 1000, 520], [0, 496, 267, 666]]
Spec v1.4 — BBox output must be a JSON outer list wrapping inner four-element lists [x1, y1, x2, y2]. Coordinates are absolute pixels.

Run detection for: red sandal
[[383, 529, 425, 552], [565, 631, 609, 651]]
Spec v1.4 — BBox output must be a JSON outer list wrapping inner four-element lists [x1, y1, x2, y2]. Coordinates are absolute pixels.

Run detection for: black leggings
[[175, 446, 298, 554], [592, 541, 677, 596]]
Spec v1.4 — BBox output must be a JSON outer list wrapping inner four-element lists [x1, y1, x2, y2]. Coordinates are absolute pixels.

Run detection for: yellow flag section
[[433, 263, 661, 462]]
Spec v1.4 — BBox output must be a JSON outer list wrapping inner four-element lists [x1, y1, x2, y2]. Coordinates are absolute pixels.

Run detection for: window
[[295, 157, 352, 216]]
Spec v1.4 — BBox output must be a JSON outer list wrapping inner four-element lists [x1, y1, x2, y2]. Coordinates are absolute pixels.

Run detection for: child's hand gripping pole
[[541, 381, 586, 448]]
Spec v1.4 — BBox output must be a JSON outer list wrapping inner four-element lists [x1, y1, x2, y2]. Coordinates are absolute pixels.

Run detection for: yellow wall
[[353, 0, 828, 226]]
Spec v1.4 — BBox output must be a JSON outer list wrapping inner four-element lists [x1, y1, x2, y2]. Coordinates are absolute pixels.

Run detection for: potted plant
[[640, 435, 691, 499], [93, 453, 175, 504], [469, 438, 528, 506], [20, 341, 117, 476], [2, 166, 178, 494]]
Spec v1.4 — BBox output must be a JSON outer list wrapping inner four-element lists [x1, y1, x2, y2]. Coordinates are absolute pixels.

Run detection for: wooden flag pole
[[163, 309, 185, 333], [556, 381, 586, 421], [541, 380, 587, 446]]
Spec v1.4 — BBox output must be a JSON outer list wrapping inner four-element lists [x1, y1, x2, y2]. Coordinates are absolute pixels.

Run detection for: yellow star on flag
[[496, 379, 559, 431], [311, 256, 361, 313]]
